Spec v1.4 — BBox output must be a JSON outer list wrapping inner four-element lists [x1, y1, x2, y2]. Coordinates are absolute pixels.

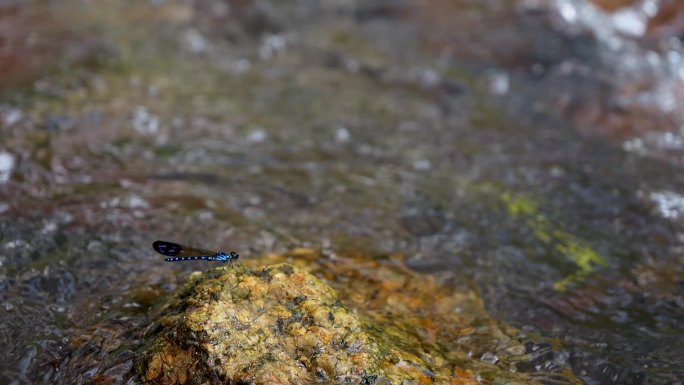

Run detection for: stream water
[[1, 0, 683, 384]]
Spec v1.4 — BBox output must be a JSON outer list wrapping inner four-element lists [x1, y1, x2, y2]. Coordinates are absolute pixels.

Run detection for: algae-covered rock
[[136, 251, 582, 385], [138, 263, 386, 384]]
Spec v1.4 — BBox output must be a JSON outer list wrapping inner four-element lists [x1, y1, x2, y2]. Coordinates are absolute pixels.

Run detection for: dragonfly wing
[[179, 245, 219, 257], [153, 240, 216, 257]]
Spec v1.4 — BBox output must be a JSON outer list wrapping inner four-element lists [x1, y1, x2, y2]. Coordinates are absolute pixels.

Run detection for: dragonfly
[[153, 240, 239, 263]]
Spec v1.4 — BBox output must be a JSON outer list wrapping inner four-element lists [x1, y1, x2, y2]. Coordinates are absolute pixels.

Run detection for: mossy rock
[[135, 250, 583, 385], [138, 263, 388, 384]]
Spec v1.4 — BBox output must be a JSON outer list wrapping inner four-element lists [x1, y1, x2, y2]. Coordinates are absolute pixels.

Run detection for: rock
[[134, 250, 581, 385], [137, 263, 386, 384]]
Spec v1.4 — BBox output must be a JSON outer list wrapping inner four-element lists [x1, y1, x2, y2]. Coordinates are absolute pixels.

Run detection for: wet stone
[[132, 251, 581, 385], [137, 263, 386, 384]]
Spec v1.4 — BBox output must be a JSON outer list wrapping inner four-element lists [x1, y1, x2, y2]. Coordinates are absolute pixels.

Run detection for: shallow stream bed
[[1, 1, 683, 384]]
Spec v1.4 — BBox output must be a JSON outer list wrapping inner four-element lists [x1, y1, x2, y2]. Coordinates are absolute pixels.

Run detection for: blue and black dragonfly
[[153, 240, 239, 263]]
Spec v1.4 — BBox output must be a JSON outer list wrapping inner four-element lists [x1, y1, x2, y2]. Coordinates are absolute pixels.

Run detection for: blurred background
[[1, 0, 683, 384]]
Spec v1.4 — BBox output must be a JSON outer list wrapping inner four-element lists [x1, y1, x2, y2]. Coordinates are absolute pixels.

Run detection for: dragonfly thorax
[[214, 251, 239, 261]]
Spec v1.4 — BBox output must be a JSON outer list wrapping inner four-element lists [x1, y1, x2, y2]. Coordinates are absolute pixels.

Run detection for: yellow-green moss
[[499, 192, 607, 291]]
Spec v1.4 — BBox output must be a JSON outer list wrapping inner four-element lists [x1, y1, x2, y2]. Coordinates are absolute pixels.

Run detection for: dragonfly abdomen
[[164, 256, 215, 262]]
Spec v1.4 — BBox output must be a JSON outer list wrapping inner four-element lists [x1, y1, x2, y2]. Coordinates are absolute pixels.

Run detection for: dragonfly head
[[229, 251, 239, 260]]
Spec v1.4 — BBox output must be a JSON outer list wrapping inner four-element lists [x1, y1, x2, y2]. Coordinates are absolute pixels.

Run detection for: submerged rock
[[135, 250, 581, 384]]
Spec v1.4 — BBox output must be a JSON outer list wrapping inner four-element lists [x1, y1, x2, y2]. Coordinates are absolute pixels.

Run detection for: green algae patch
[[499, 191, 608, 291], [136, 252, 583, 385]]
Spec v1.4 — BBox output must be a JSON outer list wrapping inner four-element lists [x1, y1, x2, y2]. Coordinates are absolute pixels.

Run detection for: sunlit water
[[0, 0, 683, 384]]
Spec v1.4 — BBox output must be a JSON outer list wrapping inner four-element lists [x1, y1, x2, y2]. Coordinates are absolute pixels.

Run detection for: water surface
[[1, 0, 683, 384]]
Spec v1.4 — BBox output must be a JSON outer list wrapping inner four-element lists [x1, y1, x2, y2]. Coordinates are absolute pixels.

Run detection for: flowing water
[[0, 0, 683, 384]]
